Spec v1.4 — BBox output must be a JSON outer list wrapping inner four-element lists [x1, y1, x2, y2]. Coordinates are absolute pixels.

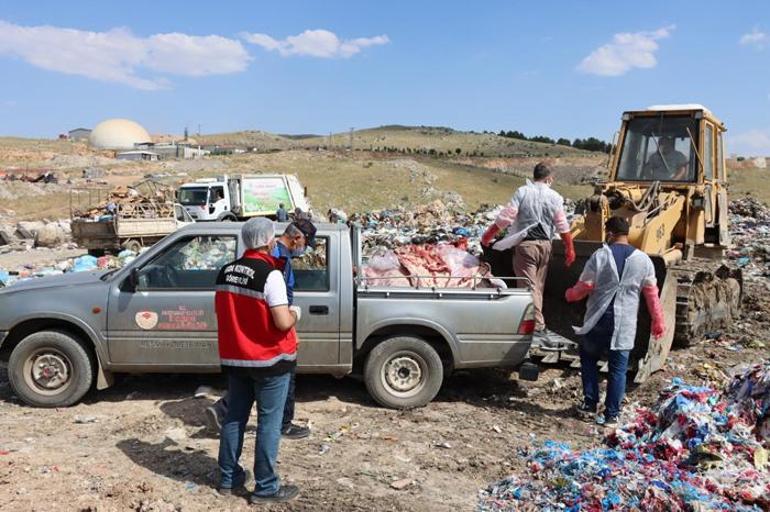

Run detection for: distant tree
[[428, 148, 436, 155], [455, 147, 462, 154], [556, 138, 572, 147], [530, 135, 555, 144]]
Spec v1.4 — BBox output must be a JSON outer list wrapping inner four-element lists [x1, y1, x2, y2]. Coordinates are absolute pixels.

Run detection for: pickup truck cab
[[0, 223, 535, 409]]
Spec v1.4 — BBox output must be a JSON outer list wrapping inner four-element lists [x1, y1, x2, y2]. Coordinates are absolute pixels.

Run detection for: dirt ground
[[1, 283, 768, 512]]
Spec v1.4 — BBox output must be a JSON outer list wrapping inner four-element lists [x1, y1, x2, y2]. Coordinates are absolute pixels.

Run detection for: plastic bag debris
[[478, 363, 770, 511]]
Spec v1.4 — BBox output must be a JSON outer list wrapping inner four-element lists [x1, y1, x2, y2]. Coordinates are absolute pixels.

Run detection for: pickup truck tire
[[364, 336, 443, 409], [218, 213, 237, 222], [8, 331, 94, 408]]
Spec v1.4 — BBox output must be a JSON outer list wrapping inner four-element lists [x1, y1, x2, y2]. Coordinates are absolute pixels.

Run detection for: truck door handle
[[309, 305, 329, 315]]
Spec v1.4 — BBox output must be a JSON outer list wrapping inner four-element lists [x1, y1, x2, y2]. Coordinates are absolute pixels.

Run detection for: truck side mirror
[[124, 267, 140, 292]]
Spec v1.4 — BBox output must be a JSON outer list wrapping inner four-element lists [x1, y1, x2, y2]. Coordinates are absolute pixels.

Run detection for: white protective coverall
[[571, 244, 658, 351]]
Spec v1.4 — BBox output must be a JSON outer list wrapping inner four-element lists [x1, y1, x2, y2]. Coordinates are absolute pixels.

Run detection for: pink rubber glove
[[481, 224, 501, 247], [642, 285, 665, 339], [565, 280, 594, 302], [561, 232, 576, 268]]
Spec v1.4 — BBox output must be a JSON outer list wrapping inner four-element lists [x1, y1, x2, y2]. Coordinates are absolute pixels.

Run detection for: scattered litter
[[318, 444, 331, 456], [492, 425, 503, 434], [74, 415, 98, 424], [479, 363, 770, 511], [434, 442, 453, 449]]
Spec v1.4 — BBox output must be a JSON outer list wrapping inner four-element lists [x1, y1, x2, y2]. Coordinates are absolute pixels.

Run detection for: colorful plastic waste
[[727, 196, 770, 279], [72, 255, 98, 272], [479, 363, 770, 511]]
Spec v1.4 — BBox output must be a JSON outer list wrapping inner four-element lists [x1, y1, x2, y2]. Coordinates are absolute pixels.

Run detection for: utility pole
[[197, 124, 201, 137], [329, 131, 333, 150], [349, 127, 354, 150]]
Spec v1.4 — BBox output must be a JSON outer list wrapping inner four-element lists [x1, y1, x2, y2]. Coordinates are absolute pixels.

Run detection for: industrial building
[[116, 150, 159, 161], [67, 128, 91, 141]]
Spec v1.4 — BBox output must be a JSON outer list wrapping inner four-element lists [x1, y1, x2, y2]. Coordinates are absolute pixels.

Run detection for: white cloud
[[242, 29, 389, 58], [730, 129, 770, 156], [0, 20, 251, 90], [739, 28, 767, 49], [577, 25, 675, 77]]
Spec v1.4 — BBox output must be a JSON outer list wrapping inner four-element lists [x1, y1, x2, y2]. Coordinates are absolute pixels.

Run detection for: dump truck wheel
[[123, 240, 142, 253], [364, 336, 443, 409], [8, 331, 94, 408]]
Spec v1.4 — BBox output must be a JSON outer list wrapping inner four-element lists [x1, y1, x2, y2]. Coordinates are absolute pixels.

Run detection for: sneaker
[[575, 402, 597, 421], [596, 414, 619, 428], [206, 405, 224, 431], [282, 423, 311, 439], [217, 469, 249, 496], [249, 484, 300, 504]]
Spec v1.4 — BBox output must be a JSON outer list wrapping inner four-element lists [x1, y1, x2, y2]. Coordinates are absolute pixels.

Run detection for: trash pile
[[0, 249, 138, 288], [350, 199, 497, 255], [727, 196, 770, 279], [478, 363, 770, 511], [361, 243, 504, 288], [72, 179, 176, 220], [0, 169, 58, 183]]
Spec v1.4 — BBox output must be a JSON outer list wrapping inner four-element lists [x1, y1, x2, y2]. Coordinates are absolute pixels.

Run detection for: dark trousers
[[580, 312, 630, 419]]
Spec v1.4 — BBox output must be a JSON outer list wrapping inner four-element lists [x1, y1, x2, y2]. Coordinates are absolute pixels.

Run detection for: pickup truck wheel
[[8, 331, 94, 408], [364, 336, 443, 409]]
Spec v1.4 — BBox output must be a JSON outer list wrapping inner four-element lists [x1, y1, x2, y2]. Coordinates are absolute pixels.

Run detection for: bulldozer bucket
[[482, 240, 677, 383]]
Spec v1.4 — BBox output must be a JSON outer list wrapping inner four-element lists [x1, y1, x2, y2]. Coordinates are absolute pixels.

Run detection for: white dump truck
[[177, 174, 309, 221]]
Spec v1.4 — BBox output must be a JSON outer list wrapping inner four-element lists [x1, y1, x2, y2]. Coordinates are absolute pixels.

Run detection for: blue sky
[[0, 1, 769, 154]]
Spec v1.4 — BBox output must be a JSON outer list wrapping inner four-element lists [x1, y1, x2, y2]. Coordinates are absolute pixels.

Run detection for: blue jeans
[[282, 367, 296, 430], [218, 371, 290, 496], [580, 313, 630, 419]]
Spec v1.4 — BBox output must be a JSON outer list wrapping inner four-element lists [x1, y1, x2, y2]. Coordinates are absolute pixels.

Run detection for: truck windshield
[[178, 187, 209, 206], [616, 116, 699, 182]]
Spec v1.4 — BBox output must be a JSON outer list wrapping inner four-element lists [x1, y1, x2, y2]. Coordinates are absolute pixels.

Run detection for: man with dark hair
[[276, 203, 289, 222], [481, 162, 576, 350], [565, 216, 666, 427], [643, 136, 689, 181], [269, 221, 315, 439]]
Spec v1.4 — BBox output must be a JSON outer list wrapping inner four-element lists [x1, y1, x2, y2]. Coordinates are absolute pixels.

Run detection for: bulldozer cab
[[611, 104, 727, 187], [583, 105, 731, 253]]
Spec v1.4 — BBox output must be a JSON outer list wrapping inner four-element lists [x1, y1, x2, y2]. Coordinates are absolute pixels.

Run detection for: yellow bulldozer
[[489, 104, 743, 383]]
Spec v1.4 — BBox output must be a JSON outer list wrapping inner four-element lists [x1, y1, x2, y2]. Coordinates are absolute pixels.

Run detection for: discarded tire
[[8, 330, 94, 407], [364, 336, 443, 409]]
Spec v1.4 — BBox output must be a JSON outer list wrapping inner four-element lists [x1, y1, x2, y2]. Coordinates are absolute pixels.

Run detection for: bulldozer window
[[616, 116, 699, 183]]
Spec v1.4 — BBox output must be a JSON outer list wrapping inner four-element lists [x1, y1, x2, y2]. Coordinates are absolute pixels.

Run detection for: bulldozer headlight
[[691, 197, 705, 209]]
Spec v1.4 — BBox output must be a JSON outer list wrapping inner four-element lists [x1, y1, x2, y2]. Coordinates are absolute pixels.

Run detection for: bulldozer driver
[[481, 162, 575, 350], [643, 136, 689, 181]]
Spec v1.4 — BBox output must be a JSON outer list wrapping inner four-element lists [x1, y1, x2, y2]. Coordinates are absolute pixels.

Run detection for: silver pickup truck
[[0, 223, 536, 409]]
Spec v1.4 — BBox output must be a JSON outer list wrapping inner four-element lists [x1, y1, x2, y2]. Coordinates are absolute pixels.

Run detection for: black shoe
[[282, 423, 310, 439], [575, 402, 597, 421], [206, 405, 224, 431], [249, 484, 300, 504], [217, 469, 249, 495]]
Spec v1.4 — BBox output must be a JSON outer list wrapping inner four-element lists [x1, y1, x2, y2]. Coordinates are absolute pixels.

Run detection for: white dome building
[[89, 118, 151, 150]]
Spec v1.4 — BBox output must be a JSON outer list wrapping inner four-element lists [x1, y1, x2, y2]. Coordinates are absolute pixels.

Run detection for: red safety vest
[[215, 250, 297, 375]]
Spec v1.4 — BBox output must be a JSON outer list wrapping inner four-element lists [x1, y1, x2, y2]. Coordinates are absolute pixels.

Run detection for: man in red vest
[[215, 217, 301, 504]]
